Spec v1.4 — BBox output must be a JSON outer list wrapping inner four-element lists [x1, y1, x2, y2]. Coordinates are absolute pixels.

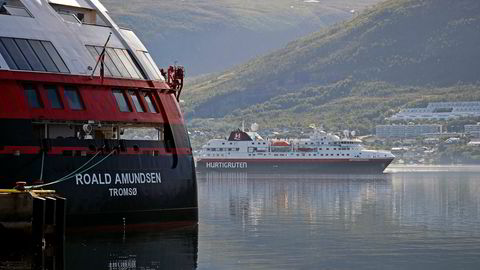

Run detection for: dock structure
[[0, 185, 66, 270]]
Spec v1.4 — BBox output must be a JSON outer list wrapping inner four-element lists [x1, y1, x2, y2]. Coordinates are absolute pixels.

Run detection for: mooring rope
[[39, 151, 45, 181], [26, 149, 116, 189]]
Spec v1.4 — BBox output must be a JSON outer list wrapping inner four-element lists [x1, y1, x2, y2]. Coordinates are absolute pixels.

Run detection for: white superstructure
[[198, 128, 394, 161], [0, 0, 163, 80]]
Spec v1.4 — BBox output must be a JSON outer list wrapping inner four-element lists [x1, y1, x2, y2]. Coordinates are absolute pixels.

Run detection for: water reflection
[[66, 227, 198, 270], [197, 170, 480, 270], [2, 169, 480, 269]]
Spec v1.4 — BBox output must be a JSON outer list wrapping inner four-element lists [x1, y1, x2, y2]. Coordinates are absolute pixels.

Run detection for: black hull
[[196, 158, 394, 174], [0, 153, 198, 227], [0, 120, 198, 228]]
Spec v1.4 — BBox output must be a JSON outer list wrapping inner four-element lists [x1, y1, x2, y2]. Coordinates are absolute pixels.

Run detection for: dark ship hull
[[196, 158, 394, 174], [0, 121, 198, 228]]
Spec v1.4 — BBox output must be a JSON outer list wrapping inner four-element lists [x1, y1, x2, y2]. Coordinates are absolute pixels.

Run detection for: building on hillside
[[376, 124, 443, 139], [465, 123, 480, 138], [389, 102, 480, 121]]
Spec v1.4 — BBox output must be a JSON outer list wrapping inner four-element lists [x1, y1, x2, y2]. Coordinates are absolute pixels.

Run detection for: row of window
[[25, 84, 84, 110], [205, 153, 353, 157], [112, 89, 159, 114], [205, 148, 240, 151], [24, 84, 161, 115], [86, 45, 144, 80], [0, 37, 69, 73]]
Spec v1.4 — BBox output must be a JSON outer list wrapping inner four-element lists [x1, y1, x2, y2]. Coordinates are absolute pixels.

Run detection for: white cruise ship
[[197, 125, 394, 173]]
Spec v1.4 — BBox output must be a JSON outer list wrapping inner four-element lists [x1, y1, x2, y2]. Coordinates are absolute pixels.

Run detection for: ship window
[[59, 12, 81, 23], [28, 40, 59, 72], [64, 86, 84, 110], [45, 85, 63, 109], [107, 48, 131, 78], [137, 51, 162, 80], [41, 41, 69, 73], [0, 37, 30, 70], [115, 48, 142, 79], [42, 41, 70, 73], [94, 46, 121, 77], [24, 84, 42, 108], [14, 39, 45, 71], [143, 92, 158, 113], [0, 39, 17, 69], [0, 1, 32, 17], [86, 46, 111, 76], [113, 90, 131, 112], [129, 91, 144, 112], [86, 45, 145, 79]]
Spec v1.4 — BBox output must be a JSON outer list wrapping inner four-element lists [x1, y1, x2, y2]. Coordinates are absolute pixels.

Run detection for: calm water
[[3, 166, 480, 269]]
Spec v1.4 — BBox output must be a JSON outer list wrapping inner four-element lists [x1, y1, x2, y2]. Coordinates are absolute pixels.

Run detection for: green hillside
[[184, 0, 480, 135], [101, 0, 381, 75]]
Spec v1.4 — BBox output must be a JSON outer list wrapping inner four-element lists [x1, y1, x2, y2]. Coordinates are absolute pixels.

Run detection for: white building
[[389, 102, 480, 121], [465, 123, 480, 138], [376, 124, 443, 139]]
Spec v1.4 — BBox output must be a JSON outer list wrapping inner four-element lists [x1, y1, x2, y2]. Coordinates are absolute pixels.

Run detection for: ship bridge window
[[0, 0, 31, 17], [64, 86, 84, 110], [0, 37, 69, 73], [45, 85, 63, 109], [24, 84, 43, 108], [86, 45, 144, 79], [113, 90, 132, 112], [49, 2, 101, 25], [137, 51, 163, 80], [142, 92, 158, 113], [129, 91, 145, 112]]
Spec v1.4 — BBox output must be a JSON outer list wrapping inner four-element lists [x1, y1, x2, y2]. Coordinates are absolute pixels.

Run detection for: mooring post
[[32, 196, 46, 270], [45, 197, 57, 226], [44, 196, 57, 270], [55, 196, 66, 270]]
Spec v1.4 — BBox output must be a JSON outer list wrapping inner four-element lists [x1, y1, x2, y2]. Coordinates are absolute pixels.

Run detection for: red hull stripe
[[0, 70, 186, 125], [197, 158, 393, 163], [0, 146, 192, 155]]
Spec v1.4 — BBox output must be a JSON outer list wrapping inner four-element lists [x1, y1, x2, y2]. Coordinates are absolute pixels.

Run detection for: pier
[[0, 184, 66, 270]]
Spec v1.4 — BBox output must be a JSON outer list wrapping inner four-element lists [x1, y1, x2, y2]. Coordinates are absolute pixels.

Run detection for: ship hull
[[196, 158, 394, 174], [0, 120, 198, 228], [0, 153, 198, 228]]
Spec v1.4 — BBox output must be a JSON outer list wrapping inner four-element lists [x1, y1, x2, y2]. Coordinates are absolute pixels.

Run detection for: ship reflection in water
[[2, 167, 480, 269], [66, 228, 198, 270], [196, 168, 480, 270]]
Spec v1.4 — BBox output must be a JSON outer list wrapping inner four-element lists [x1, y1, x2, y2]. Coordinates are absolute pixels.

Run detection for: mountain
[[184, 0, 480, 134], [101, 0, 381, 75]]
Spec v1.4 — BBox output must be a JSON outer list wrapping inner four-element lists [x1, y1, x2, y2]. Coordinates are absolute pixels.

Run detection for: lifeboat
[[271, 140, 290, 147]]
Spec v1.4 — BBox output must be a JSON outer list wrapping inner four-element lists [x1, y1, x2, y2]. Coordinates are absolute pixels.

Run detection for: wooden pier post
[[32, 196, 46, 270], [55, 196, 66, 270]]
